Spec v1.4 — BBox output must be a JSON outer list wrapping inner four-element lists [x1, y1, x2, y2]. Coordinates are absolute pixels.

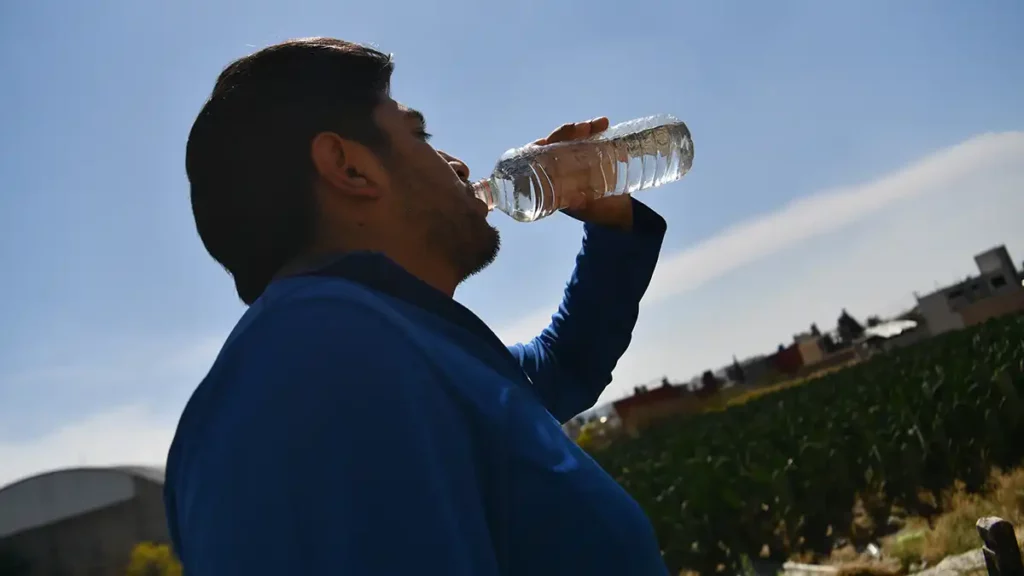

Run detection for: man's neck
[[277, 247, 459, 298]]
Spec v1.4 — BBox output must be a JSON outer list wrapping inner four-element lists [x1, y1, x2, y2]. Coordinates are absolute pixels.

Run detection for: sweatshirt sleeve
[[169, 297, 499, 575], [508, 198, 667, 423]]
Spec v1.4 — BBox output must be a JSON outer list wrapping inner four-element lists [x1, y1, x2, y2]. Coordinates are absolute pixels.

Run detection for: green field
[[591, 314, 1024, 574]]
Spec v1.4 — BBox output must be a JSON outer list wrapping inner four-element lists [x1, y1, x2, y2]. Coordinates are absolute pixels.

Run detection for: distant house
[[766, 317, 866, 382], [916, 288, 965, 336], [857, 319, 928, 355], [916, 245, 1024, 336], [769, 342, 804, 376], [794, 331, 825, 367], [612, 383, 701, 436]]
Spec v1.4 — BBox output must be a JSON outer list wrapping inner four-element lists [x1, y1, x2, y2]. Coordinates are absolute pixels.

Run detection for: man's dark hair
[[186, 38, 394, 305]]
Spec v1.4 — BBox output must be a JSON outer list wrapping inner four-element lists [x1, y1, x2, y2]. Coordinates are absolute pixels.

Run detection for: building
[[794, 332, 825, 367], [858, 319, 929, 356], [915, 288, 965, 336], [612, 383, 702, 436], [916, 245, 1024, 336], [975, 245, 1017, 277], [0, 466, 168, 576], [769, 342, 804, 376]]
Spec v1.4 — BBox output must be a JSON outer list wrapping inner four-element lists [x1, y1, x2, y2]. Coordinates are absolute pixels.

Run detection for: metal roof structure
[[0, 465, 165, 540]]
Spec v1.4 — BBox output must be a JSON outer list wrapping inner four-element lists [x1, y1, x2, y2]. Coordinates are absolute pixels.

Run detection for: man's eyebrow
[[404, 108, 426, 129]]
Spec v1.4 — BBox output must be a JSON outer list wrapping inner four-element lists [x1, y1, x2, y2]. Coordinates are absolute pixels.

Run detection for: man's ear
[[310, 132, 387, 199]]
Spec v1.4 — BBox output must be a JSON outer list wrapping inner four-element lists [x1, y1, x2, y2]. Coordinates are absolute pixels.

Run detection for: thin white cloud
[[600, 172, 1024, 404], [0, 405, 175, 488], [594, 133, 1024, 403], [0, 336, 221, 488], [495, 131, 1024, 345]]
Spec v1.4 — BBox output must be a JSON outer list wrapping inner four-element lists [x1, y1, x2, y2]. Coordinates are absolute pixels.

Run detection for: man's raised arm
[[508, 198, 667, 423]]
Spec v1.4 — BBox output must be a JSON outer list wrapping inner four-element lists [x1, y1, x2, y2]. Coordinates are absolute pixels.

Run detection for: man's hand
[[532, 117, 634, 231]]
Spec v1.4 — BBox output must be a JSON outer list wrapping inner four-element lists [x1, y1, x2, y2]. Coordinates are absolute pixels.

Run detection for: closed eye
[[403, 108, 431, 142]]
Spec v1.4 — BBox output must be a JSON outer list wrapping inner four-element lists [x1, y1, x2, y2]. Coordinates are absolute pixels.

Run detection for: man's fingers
[[533, 123, 573, 145], [567, 118, 608, 140], [536, 117, 610, 145], [548, 122, 579, 144], [588, 117, 610, 135]]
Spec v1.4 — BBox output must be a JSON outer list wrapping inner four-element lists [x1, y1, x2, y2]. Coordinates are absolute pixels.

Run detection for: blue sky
[[1, 0, 1023, 484]]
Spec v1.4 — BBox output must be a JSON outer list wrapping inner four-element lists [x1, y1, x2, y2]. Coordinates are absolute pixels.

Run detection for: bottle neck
[[471, 179, 498, 213]]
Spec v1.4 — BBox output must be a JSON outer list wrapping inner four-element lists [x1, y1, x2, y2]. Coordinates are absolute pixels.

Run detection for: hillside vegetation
[[591, 315, 1024, 574]]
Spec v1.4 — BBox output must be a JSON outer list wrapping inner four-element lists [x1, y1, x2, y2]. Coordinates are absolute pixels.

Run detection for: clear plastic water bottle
[[472, 114, 693, 222]]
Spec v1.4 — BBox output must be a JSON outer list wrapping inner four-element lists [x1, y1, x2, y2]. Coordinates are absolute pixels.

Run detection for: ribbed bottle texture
[[473, 114, 693, 222]]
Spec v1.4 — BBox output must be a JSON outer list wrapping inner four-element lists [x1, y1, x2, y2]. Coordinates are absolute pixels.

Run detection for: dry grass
[[838, 467, 1024, 573], [835, 563, 903, 576]]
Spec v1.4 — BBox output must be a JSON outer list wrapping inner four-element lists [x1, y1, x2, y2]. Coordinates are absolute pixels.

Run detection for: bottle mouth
[[470, 180, 495, 212]]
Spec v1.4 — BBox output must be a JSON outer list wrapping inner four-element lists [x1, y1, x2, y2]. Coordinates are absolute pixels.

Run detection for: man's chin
[[461, 227, 501, 281]]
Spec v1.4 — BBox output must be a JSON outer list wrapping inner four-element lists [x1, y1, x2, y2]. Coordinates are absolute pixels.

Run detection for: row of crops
[[592, 314, 1024, 574]]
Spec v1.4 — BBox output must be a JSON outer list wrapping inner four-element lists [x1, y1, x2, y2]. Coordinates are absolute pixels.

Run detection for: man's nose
[[440, 151, 471, 181]]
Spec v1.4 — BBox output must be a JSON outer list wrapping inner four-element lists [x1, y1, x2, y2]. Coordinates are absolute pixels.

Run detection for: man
[[167, 37, 670, 575]]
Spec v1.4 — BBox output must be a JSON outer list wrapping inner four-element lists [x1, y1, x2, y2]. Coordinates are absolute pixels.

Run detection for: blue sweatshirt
[[165, 199, 669, 575]]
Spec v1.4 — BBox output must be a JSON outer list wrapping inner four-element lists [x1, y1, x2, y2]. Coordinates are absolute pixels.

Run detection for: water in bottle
[[472, 114, 693, 222]]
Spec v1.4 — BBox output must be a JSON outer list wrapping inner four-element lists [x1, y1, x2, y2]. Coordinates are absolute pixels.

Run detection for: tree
[[125, 542, 181, 576], [576, 426, 595, 451], [696, 370, 721, 398], [865, 315, 882, 327], [726, 356, 746, 383], [821, 334, 837, 354], [837, 308, 865, 344]]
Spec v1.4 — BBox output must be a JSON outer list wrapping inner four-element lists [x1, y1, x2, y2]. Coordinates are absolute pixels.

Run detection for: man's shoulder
[[166, 276, 434, 491], [205, 275, 440, 367], [234, 272, 385, 327], [184, 276, 434, 435], [163, 278, 439, 563]]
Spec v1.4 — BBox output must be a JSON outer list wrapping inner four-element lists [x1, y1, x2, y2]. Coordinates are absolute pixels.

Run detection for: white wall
[[916, 290, 965, 336]]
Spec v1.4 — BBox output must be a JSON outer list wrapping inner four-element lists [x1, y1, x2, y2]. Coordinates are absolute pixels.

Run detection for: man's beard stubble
[[441, 203, 500, 283], [398, 174, 501, 285], [460, 219, 500, 281]]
